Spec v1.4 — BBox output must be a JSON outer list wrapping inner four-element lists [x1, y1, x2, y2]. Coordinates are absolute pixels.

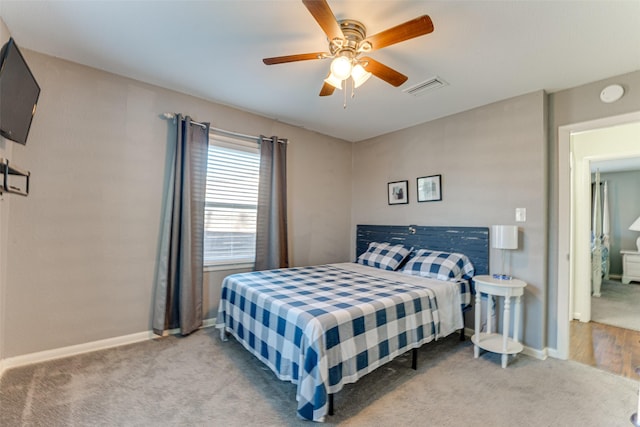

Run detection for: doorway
[[589, 163, 640, 331], [556, 112, 640, 360]]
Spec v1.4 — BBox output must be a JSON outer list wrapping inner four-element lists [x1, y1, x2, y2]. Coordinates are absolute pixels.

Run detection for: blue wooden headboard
[[356, 225, 489, 275]]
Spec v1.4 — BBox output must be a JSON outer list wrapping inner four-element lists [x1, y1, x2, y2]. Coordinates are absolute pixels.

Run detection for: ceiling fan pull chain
[[343, 83, 347, 109]]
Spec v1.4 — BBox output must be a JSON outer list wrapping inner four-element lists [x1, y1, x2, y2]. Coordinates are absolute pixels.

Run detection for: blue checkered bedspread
[[215, 263, 467, 422]]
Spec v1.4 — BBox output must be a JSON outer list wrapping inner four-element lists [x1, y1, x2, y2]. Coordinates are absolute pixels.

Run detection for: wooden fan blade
[[361, 57, 408, 87], [263, 52, 326, 65], [319, 81, 336, 96], [302, 0, 344, 41], [363, 15, 434, 51]]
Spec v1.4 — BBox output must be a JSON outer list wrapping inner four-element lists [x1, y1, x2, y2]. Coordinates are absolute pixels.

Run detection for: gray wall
[[1, 49, 353, 358], [0, 17, 12, 368], [2, 22, 639, 360], [548, 70, 640, 348], [596, 170, 640, 275], [352, 91, 548, 351]]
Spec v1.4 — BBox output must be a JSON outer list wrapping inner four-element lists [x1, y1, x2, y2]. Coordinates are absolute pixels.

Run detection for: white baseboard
[[2, 318, 549, 380], [522, 345, 547, 360], [162, 318, 217, 336], [202, 317, 217, 328], [0, 318, 217, 379], [546, 347, 564, 360], [0, 331, 153, 377]]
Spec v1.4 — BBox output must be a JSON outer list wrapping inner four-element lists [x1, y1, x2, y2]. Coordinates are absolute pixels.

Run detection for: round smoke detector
[[600, 84, 624, 103]]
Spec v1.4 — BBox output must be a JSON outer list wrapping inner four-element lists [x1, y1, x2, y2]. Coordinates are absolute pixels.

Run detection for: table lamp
[[630, 215, 640, 252], [492, 225, 518, 280]]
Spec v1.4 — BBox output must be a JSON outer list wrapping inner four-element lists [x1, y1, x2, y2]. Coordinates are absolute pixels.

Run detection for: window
[[204, 133, 260, 268]]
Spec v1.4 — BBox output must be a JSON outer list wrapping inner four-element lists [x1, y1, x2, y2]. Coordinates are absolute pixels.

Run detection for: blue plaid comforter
[[215, 263, 466, 422]]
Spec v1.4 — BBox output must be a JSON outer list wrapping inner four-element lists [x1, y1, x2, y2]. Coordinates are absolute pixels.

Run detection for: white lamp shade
[[324, 73, 343, 90], [351, 64, 372, 88], [492, 225, 518, 249], [330, 56, 352, 80]]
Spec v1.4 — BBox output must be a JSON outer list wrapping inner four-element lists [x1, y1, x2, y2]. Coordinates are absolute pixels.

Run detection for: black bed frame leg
[[459, 328, 465, 341], [411, 348, 418, 370], [328, 393, 334, 416]]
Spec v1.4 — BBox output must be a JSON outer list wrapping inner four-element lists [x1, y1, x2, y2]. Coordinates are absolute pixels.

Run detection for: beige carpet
[[1, 327, 637, 426], [592, 279, 640, 331]]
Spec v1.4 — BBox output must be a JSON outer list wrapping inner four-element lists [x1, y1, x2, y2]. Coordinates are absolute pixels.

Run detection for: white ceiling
[[1, 1, 639, 142], [592, 157, 640, 174]]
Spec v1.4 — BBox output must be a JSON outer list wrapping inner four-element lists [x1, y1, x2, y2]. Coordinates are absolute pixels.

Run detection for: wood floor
[[570, 320, 640, 379]]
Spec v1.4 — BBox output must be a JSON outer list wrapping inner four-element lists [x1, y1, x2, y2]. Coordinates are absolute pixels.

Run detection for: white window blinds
[[204, 134, 260, 267]]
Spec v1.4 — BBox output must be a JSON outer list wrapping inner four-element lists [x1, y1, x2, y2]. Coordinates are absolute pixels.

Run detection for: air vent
[[403, 77, 448, 96]]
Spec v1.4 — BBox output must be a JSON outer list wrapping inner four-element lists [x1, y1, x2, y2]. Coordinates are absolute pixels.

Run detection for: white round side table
[[471, 275, 526, 368]]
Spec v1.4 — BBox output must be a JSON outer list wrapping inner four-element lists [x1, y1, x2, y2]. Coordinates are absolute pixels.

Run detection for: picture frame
[[387, 180, 409, 205], [417, 174, 442, 202]]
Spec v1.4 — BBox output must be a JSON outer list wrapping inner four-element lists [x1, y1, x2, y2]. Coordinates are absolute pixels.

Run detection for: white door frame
[[556, 111, 640, 360]]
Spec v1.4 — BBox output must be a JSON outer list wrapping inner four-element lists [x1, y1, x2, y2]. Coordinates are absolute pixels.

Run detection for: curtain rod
[[162, 112, 207, 129], [162, 113, 286, 144]]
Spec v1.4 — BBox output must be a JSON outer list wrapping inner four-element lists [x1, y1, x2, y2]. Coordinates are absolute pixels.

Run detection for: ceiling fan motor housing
[[329, 20, 370, 58]]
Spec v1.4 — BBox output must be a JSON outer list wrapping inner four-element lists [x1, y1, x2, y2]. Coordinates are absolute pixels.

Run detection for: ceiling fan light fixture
[[330, 55, 352, 80], [263, 2, 435, 102], [324, 72, 343, 90], [351, 63, 372, 88]]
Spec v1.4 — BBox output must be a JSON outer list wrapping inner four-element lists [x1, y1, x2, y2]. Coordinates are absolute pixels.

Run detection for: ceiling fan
[[262, 0, 434, 97]]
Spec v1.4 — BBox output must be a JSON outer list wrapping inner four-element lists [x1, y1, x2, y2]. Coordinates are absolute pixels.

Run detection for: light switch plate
[[516, 208, 526, 222]]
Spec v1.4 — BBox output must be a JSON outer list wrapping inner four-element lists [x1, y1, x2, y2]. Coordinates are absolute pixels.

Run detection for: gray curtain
[[153, 115, 209, 335], [254, 136, 289, 270]]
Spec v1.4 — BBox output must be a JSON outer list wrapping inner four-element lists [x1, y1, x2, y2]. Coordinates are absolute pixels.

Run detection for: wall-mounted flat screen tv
[[0, 37, 41, 145]]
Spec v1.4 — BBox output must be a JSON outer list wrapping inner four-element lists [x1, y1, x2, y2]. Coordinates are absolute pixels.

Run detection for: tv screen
[[0, 37, 41, 145]]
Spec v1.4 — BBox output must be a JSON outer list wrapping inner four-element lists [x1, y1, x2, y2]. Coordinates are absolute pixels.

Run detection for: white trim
[[1, 319, 545, 380], [0, 331, 152, 375], [522, 345, 548, 361], [0, 318, 217, 379], [202, 318, 217, 328], [547, 347, 563, 359]]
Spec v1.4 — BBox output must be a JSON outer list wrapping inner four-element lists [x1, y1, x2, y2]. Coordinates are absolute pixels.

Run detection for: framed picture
[[388, 180, 409, 205], [417, 174, 442, 202]]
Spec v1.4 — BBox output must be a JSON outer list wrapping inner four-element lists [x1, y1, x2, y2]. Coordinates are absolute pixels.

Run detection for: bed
[[216, 225, 489, 422]]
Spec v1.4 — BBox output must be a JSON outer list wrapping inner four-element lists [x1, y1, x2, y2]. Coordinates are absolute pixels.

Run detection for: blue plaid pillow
[[400, 249, 475, 281], [356, 242, 412, 271]]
